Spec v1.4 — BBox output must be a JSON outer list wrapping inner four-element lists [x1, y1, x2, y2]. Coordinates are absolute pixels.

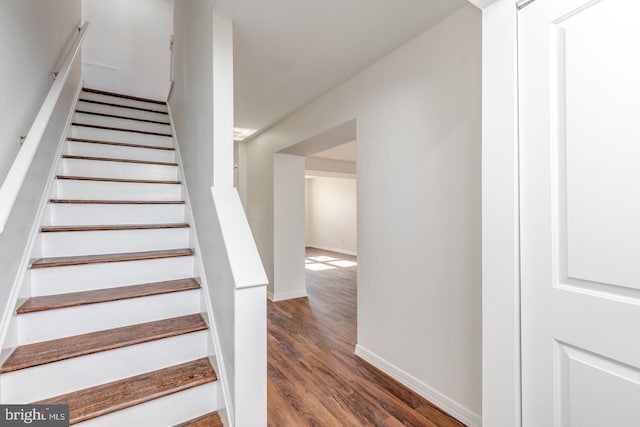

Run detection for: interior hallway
[[267, 248, 464, 426]]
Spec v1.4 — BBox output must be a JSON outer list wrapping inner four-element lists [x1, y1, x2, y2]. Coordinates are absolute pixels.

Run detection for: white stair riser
[[77, 382, 220, 427], [56, 180, 182, 201], [40, 228, 190, 257], [65, 141, 176, 163], [71, 126, 173, 147], [62, 158, 178, 181], [30, 256, 194, 296], [17, 290, 202, 344], [47, 203, 186, 226], [76, 100, 170, 123], [80, 92, 168, 113], [0, 331, 208, 403], [74, 112, 171, 135]]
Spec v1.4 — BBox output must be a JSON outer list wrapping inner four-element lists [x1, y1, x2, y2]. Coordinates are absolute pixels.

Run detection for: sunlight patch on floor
[[305, 251, 357, 271], [305, 263, 337, 271], [308, 256, 339, 262], [328, 260, 357, 268]]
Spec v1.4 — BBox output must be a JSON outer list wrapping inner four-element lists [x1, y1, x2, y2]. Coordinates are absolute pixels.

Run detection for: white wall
[[169, 0, 228, 399], [243, 6, 481, 424], [0, 0, 82, 348], [272, 154, 306, 301], [212, 12, 234, 187], [305, 157, 356, 178], [81, 0, 173, 100], [306, 177, 357, 255], [0, 1, 81, 185], [170, 2, 267, 425]]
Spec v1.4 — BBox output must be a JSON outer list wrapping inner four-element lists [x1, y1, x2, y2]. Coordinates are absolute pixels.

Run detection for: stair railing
[[0, 22, 89, 234]]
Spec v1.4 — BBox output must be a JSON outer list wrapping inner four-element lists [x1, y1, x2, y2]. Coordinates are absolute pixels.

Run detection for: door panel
[[556, 343, 640, 427], [562, 0, 640, 290], [519, 0, 640, 425]]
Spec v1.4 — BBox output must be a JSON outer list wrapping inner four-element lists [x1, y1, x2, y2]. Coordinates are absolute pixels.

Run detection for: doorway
[[271, 120, 357, 301]]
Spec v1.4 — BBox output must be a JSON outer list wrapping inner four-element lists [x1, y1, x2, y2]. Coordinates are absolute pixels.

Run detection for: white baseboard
[[306, 245, 357, 257], [354, 344, 481, 427], [269, 289, 308, 302]]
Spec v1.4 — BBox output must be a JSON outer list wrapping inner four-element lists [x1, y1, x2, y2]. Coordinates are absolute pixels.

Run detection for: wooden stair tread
[[67, 137, 175, 151], [72, 122, 172, 137], [0, 314, 207, 374], [49, 199, 185, 205], [35, 358, 216, 425], [31, 248, 193, 269], [76, 109, 170, 125], [17, 278, 200, 314], [78, 99, 168, 115], [56, 175, 181, 185], [62, 154, 177, 166], [82, 87, 167, 105], [41, 223, 189, 233], [175, 412, 224, 427]]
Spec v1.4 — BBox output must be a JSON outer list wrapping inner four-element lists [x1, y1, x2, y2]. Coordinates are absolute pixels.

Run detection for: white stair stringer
[[0, 89, 225, 426]]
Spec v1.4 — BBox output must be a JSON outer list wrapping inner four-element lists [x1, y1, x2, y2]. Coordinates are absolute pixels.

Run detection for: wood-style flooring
[[268, 248, 465, 427], [36, 357, 216, 425]]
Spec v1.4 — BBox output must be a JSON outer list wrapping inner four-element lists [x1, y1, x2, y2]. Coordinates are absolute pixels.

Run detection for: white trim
[[269, 289, 308, 302], [82, 59, 118, 71], [167, 104, 234, 427], [212, 188, 269, 289], [481, 1, 522, 426], [306, 245, 357, 257], [355, 344, 482, 427], [0, 80, 83, 351]]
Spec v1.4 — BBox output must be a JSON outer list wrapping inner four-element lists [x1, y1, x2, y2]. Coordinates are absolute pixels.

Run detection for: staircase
[[0, 88, 224, 426]]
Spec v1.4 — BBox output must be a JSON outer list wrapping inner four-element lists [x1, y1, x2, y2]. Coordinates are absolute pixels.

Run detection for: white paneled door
[[519, 0, 640, 426]]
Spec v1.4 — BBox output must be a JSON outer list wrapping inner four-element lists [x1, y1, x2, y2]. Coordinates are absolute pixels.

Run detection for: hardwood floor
[[268, 248, 465, 427]]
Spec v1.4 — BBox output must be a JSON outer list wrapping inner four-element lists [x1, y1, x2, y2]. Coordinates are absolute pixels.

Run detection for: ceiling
[[309, 141, 357, 163], [217, 0, 467, 137]]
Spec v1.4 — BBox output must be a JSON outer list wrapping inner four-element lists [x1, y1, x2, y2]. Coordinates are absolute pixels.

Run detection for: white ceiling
[[218, 0, 467, 136], [310, 141, 357, 162]]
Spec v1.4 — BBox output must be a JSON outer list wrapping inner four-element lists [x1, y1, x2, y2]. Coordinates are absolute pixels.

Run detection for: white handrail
[[0, 22, 89, 234]]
